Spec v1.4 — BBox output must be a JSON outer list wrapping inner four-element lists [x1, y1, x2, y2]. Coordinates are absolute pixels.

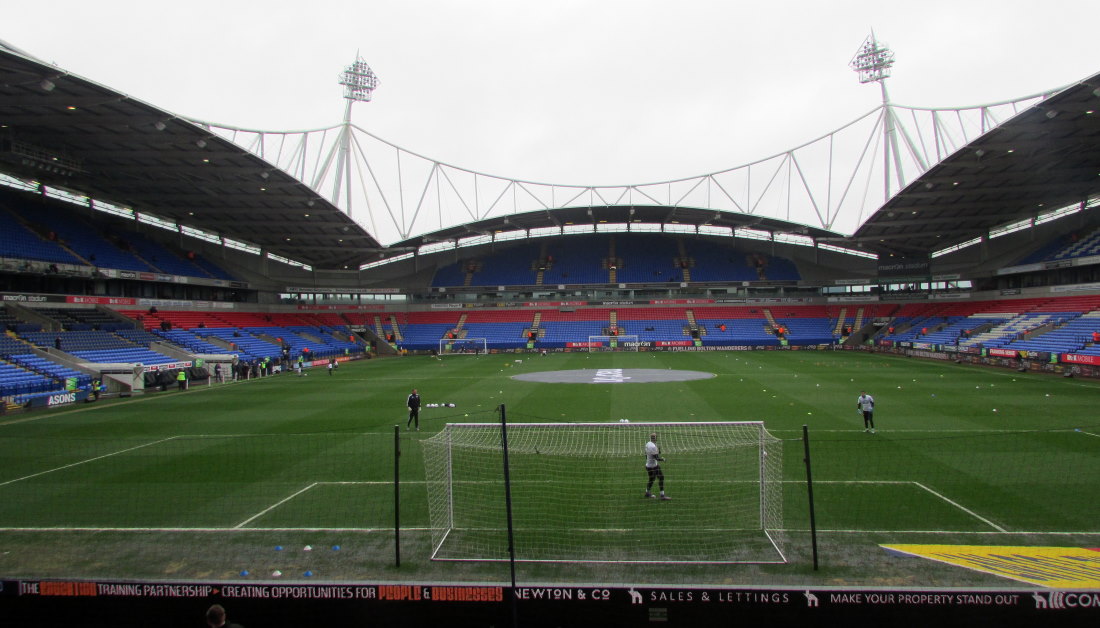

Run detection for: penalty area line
[[235, 483, 319, 529], [0, 436, 179, 488], [913, 481, 1007, 533]]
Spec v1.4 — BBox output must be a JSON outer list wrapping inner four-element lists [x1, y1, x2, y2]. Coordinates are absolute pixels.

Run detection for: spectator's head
[[205, 604, 226, 627]]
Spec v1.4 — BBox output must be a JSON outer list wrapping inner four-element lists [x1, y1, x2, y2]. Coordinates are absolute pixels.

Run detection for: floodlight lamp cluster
[[850, 34, 895, 84], [340, 56, 379, 102]]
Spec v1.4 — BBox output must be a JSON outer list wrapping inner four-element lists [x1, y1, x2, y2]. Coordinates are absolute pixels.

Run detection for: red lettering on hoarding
[[39, 581, 97, 596], [1061, 353, 1100, 366]]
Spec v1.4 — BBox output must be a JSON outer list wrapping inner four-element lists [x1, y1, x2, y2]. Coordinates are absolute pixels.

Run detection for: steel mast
[[329, 53, 379, 218]]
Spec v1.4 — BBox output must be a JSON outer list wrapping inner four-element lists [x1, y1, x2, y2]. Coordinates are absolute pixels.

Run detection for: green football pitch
[[0, 350, 1096, 587]]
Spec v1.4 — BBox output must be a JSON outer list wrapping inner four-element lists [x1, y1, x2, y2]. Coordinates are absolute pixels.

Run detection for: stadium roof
[[2, 39, 1097, 269], [0, 42, 380, 269], [841, 71, 1100, 258]]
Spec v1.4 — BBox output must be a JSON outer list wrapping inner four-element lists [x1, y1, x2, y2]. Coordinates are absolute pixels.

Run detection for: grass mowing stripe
[[0, 436, 178, 487], [913, 481, 1007, 532]]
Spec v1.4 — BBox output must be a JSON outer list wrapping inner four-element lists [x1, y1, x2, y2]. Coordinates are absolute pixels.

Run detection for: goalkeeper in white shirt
[[644, 432, 672, 500], [857, 390, 876, 433]]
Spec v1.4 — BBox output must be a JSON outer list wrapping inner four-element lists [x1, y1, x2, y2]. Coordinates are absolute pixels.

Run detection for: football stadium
[[1, 19, 1099, 628]]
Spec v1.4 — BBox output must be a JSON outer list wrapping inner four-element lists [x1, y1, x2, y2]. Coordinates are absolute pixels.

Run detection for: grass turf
[[0, 350, 1097, 587]]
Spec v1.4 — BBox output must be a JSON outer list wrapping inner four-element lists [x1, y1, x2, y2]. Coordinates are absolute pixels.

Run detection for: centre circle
[[511, 368, 716, 384]]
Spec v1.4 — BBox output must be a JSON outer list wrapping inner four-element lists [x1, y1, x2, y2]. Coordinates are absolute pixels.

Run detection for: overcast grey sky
[[6, 1, 1099, 188]]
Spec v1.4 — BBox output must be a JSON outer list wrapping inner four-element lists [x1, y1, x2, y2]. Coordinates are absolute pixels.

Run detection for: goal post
[[421, 421, 785, 564], [587, 334, 639, 351], [439, 337, 488, 355]]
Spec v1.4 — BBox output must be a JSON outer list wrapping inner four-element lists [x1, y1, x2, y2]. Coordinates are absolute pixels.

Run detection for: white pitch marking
[[234, 483, 319, 529], [0, 436, 179, 488], [913, 481, 1007, 533]]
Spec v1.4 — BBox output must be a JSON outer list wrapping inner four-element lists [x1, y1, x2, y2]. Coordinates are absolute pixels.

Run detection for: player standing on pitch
[[407, 388, 422, 431], [857, 390, 876, 433], [645, 432, 671, 500]]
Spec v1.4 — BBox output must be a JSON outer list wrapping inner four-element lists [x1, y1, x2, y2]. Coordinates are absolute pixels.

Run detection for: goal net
[[587, 335, 639, 351], [439, 337, 487, 355], [421, 421, 785, 564]]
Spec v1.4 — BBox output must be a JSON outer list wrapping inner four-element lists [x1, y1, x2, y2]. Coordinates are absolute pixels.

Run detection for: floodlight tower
[[328, 54, 379, 218], [850, 33, 910, 202]]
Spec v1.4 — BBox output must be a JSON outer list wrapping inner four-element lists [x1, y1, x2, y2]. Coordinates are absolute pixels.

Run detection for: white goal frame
[[587, 334, 639, 352], [422, 421, 786, 565], [439, 337, 487, 355]]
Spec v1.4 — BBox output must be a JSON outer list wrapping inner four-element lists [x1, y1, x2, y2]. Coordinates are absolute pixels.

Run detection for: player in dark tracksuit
[[407, 389, 421, 431]]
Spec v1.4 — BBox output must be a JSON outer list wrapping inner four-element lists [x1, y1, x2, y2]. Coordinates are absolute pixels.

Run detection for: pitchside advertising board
[[27, 390, 89, 408], [1, 580, 1096, 626]]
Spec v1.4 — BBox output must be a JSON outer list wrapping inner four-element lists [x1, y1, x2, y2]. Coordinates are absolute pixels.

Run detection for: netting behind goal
[[422, 422, 784, 564], [439, 337, 487, 355], [587, 335, 639, 351]]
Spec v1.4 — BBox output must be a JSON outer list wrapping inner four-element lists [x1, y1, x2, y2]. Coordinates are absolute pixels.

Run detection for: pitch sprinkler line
[[913, 481, 1007, 533], [0, 436, 179, 488]]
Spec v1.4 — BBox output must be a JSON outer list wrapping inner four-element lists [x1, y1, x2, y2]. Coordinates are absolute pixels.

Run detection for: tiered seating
[[400, 312, 460, 350], [6, 354, 91, 389], [120, 310, 230, 331], [1, 307, 42, 333], [616, 307, 689, 342], [872, 296, 1100, 356], [192, 328, 281, 361], [0, 206, 82, 265], [2, 194, 237, 279], [115, 328, 168, 346], [284, 326, 360, 351], [1018, 228, 1100, 264], [539, 309, 612, 347], [0, 357, 65, 398], [431, 243, 542, 287], [542, 236, 608, 285], [685, 240, 800, 282], [34, 308, 132, 332], [20, 330, 178, 365], [615, 236, 680, 283], [427, 235, 805, 287], [192, 256, 237, 280], [695, 307, 777, 345], [13, 202, 150, 270], [769, 306, 837, 344], [462, 311, 533, 347], [297, 312, 353, 328], [118, 231, 199, 276], [1070, 312, 1100, 356], [154, 329, 238, 356], [242, 326, 356, 359]]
